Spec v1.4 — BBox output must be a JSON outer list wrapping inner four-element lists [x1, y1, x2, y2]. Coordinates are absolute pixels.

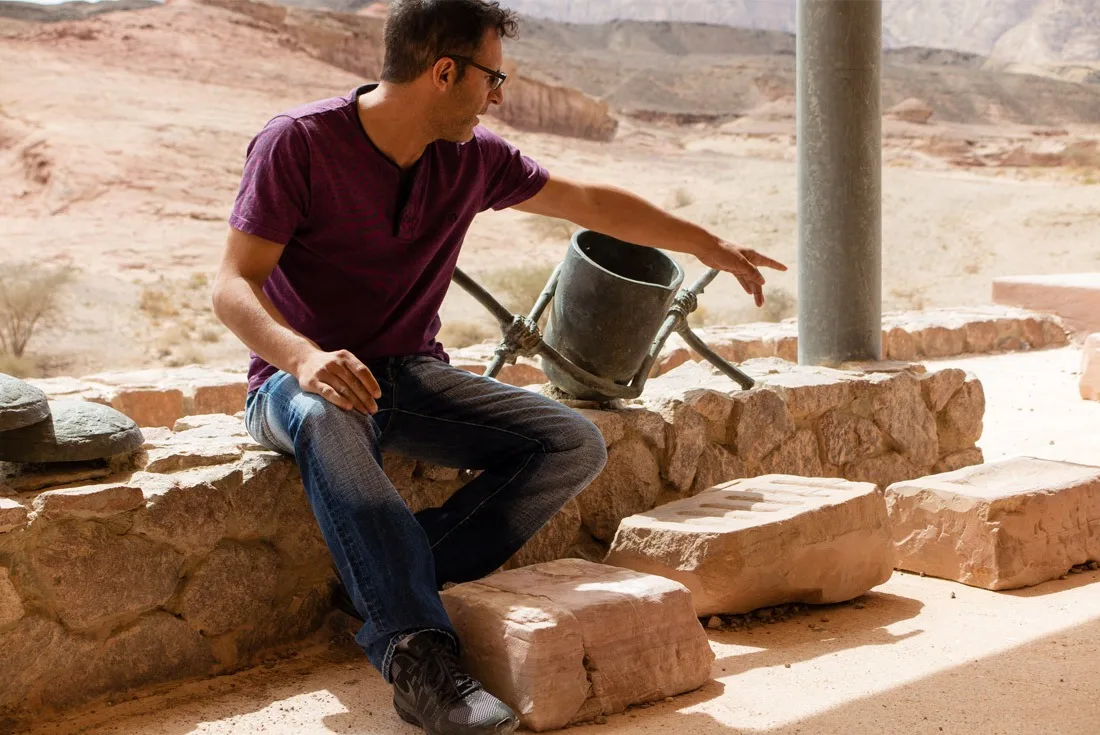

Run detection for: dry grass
[[758, 287, 797, 323], [0, 260, 74, 359], [523, 214, 576, 244], [667, 187, 696, 210], [139, 285, 180, 320], [890, 286, 927, 312], [479, 262, 558, 314], [0, 351, 40, 378], [437, 319, 498, 349]]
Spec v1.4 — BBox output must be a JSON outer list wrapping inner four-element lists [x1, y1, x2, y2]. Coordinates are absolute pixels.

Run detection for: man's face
[[435, 30, 505, 143]]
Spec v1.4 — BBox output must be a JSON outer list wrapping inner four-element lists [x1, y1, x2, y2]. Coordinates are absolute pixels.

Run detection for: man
[[213, 1, 786, 733]]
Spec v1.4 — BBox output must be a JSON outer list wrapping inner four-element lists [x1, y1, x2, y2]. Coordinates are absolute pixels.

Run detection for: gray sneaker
[[390, 631, 518, 735]]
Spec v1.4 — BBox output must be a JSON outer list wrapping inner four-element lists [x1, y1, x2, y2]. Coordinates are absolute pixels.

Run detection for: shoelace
[[430, 646, 480, 705]]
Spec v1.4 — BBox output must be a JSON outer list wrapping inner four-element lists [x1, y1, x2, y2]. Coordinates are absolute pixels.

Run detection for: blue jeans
[[244, 355, 607, 680]]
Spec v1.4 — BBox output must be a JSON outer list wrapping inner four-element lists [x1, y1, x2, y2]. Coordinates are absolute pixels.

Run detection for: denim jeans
[[243, 355, 607, 680]]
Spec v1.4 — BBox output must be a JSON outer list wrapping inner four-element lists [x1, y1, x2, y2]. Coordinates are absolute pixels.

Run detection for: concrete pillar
[[796, 0, 882, 365]]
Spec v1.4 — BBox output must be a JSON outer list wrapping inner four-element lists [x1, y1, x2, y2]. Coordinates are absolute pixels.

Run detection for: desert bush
[[759, 286, 797, 323], [480, 262, 558, 314], [0, 260, 73, 359], [667, 187, 696, 210]]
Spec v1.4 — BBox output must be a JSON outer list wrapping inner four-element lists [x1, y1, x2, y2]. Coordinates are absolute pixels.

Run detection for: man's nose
[[489, 85, 504, 106]]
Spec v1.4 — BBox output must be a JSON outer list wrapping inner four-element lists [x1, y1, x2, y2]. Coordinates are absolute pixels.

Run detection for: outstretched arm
[[513, 175, 787, 306]]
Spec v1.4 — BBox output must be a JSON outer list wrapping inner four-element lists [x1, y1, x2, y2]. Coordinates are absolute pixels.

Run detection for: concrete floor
[[25, 347, 1100, 735]]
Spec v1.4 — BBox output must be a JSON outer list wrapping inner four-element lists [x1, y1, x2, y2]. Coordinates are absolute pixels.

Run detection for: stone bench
[[0, 359, 987, 724], [993, 273, 1100, 337], [886, 456, 1100, 589], [604, 475, 895, 616], [440, 559, 713, 731]]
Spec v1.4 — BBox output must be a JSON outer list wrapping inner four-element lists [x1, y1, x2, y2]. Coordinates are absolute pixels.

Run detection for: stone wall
[[25, 306, 1058, 429], [0, 358, 985, 724]]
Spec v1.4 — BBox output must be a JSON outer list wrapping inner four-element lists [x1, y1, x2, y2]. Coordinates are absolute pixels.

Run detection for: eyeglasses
[[441, 54, 508, 91]]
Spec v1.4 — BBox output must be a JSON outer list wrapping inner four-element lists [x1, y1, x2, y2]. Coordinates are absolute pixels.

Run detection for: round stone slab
[[0, 401, 143, 463], [0, 374, 50, 433]]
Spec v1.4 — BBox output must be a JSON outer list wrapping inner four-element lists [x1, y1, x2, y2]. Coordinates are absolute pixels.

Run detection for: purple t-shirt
[[230, 84, 550, 392]]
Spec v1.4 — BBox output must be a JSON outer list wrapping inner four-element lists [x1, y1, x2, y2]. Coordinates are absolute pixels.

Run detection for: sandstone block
[[863, 372, 939, 468], [506, 499, 582, 569], [936, 376, 985, 452], [691, 444, 746, 496], [616, 406, 666, 453], [933, 448, 984, 474], [759, 427, 824, 478], [605, 475, 896, 616], [0, 567, 25, 628], [0, 617, 87, 714], [818, 410, 884, 466], [131, 467, 238, 557], [180, 543, 280, 636], [846, 451, 922, 490], [440, 559, 713, 731], [760, 367, 852, 421], [919, 368, 967, 413], [887, 457, 1100, 590], [192, 380, 248, 417], [662, 407, 707, 491], [46, 612, 215, 711], [110, 387, 185, 429], [0, 401, 144, 463], [25, 521, 184, 630], [0, 374, 49, 432], [728, 388, 794, 465], [576, 439, 663, 543], [33, 483, 145, 520], [575, 409, 624, 446], [0, 498, 29, 533], [1081, 334, 1100, 401]]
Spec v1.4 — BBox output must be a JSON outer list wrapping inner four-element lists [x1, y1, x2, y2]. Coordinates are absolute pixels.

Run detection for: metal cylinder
[[797, 0, 883, 365], [543, 230, 683, 400]]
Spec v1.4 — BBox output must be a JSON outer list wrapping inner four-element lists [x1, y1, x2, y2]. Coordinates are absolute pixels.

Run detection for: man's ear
[[431, 57, 457, 90]]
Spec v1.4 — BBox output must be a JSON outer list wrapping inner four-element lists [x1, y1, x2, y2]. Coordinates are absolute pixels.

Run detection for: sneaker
[[390, 630, 518, 735]]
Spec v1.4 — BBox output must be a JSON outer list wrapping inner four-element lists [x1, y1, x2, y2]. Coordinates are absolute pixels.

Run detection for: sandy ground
[[20, 346, 1100, 735]]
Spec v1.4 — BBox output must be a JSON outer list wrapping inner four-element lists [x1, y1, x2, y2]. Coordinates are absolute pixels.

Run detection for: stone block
[[45, 612, 215, 711], [818, 410, 884, 466], [887, 457, 1100, 590], [0, 498, 29, 533], [576, 439, 662, 543], [862, 372, 939, 468], [936, 376, 985, 453], [1081, 334, 1100, 401], [0, 374, 49, 432], [0, 567, 25, 628], [33, 483, 145, 520], [918, 368, 967, 413], [605, 475, 896, 616], [690, 444, 746, 496], [993, 273, 1100, 336], [180, 543, 280, 636], [440, 559, 713, 731], [192, 381, 248, 417], [0, 617, 87, 714], [576, 409, 624, 446], [933, 447, 985, 474], [24, 521, 184, 631], [759, 427, 824, 478], [759, 367, 852, 421], [110, 387, 186, 429], [131, 467, 238, 557], [847, 451, 922, 490], [728, 388, 794, 465], [0, 401, 144, 463]]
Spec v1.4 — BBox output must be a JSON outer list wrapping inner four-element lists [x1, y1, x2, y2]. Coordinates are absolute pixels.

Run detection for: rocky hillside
[[502, 0, 1100, 63]]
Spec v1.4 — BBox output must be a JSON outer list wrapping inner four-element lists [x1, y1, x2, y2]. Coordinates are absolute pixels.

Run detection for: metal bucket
[[542, 230, 684, 400]]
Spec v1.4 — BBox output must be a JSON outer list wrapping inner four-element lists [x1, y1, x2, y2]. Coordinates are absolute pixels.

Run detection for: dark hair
[[382, 0, 519, 84]]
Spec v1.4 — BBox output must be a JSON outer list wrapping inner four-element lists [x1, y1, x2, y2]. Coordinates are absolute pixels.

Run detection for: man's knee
[[562, 410, 609, 480], [292, 392, 377, 447]]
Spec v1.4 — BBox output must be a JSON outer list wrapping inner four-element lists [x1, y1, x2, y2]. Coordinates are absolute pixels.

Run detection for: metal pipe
[[452, 267, 514, 327], [796, 0, 882, 365], [677, 326, 756, 390]]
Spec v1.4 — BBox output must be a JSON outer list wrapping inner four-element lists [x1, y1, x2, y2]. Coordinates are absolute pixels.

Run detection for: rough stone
[[110, 387, 186, 429], [180, 543, 280, 636], [616, 406, 666, 453], [729, 388, 794, 465], [818, 410, 884, 466], [919, 368, 967, 413], [864, 373, 939, 468], [0, 374, 49, 432], [605, 475, 896, 616], [0, 498, 29, 533], [46, 612, 215, 711], [882, 326, 917, 361], [846, 451, 923, 490], [131, 467, 238, 557], [25, 521, 184, 630], [0, 462, 114, 494], [760, 427, 825, 477], [506, 499, 582, 569], [0, 567, 25, 628], [440, 559, 713, 731], [0, 401, 143, 463], [690, 444, 746, 495], [887, 457, 1100, 590], [0, 617, 86, 714], [1080, 334, 1100, 401], [936, 377, 985, 453], [576, 439, 662, 543], [576, 409, 624, 446], [933, 448, 985, 474], [225, 454, 295, 538], [662, 407, 708, 492], [32, 483, 145, 520], [760, 368, 852, 421], [448, 344, 547, 387], [915, 325, 968, 358], [173, 413, 249, 434], [230, 580, 334, 664]]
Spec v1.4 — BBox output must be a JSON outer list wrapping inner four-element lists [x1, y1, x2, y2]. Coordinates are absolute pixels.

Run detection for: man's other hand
[[295, 349, 382, 415], [698, 241, 788, 308]]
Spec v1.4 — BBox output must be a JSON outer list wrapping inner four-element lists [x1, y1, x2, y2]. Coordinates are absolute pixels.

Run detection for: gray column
[[796, 0, 882, 365]]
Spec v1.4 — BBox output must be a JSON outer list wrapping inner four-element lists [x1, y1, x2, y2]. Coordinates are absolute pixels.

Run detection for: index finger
[[341, 353, 382, 399], [746, 251, 789, 272]]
